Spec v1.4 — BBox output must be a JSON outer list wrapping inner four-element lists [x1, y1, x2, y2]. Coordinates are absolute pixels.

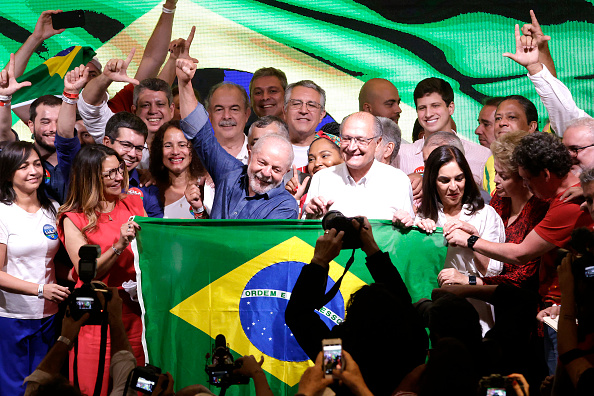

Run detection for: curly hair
[[513, 132, 571, 178], [490, 130, 530, 174]]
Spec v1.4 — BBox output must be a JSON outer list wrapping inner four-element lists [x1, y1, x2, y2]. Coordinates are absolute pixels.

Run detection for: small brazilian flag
[[12, 46, 96, 107], [132, 219, 447, 395]]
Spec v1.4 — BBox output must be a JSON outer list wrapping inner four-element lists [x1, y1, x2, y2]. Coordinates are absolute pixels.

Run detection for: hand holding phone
[[322, 338, 343, 379], [51, 10, 85, 30]]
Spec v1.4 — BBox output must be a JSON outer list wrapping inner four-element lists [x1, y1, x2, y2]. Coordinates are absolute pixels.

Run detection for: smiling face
[[494, 99, 535, 139], [475, 105, 497, 148], [284, 86, 326, 145], [101, 155, 125, 200], [28, 104, 60, 153], [208, 85, 251, 141], [493, 159, 525, 199], [436, 160, 465, 210], [563, 125, 594, 170], [132, 89, 174, 134], [12, 149, 43, 196], [247, 139, 291, 195], [307, 138, 343, 175], [250, 75, 285, 118], [339, 114, 380, 178], [162, 127, 192, 175], [103, 127, 146, 172], [416, 92, 454, 136]]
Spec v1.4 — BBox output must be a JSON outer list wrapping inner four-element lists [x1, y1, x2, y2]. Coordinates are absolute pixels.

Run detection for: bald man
[[359, 78, 402, 124]]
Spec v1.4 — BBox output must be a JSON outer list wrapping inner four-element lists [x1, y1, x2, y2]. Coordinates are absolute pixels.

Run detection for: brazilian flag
[[133, 218, 446, 395], [12, 46, 96, 107]]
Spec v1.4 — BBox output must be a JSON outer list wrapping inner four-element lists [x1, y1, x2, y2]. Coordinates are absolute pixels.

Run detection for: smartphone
[[322, 338, 342, 378], [51, 10, 86, 30]]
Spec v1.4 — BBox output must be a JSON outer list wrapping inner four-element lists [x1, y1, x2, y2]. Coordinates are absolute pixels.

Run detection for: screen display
[[323, 343, 342, 375]]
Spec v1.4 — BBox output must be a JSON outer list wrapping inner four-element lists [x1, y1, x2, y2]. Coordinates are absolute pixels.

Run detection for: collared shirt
[[128, 168, 163, 218], [180, 105, 298, 219], [528, 64, 591, 136], [303, 160, 414, 220], [395, 135, 491, 187], [45, 134, 81, 204]]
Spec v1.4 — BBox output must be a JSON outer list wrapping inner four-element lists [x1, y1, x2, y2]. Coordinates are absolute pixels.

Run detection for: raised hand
[[175, 58, 197, 84], [185, 177, 205, 212], [0, 54, 32, 96], [285, 165, 310, 200], [63, 64, 90, 94], [503, 24, 540, 69], [521, 10, 551, 49], [103, 48, 140, 85], [304, 196, 334, 219], [33, 10, 66, 41], [169, 26, 199, 63]]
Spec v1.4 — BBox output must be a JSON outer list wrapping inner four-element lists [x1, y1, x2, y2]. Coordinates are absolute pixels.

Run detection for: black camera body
[[129, 364, 162, 394], [478, 374, 516, 395], [322, 210, 364, 250], [67, 245, 112, 325], [206, 334, 250, 387]]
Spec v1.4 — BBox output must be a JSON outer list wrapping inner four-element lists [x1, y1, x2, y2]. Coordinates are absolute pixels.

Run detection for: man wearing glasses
[[103, 112, 162, 217], [303, 112, 414, 220], [562, 117, 594, 171], [283, 80, 327, 169]]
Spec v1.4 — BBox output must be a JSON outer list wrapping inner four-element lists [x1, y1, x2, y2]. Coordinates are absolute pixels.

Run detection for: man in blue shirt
[[176, 59, 298, 219]]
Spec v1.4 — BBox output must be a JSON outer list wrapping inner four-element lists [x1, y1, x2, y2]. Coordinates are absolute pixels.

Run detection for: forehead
[[372, 82, 400, 101], [289, 86, 321, 102], [342, 116, 375, 138], [252, 124, 280, 139], [310, 138, 338, 153], [255, 141, 291, 165], [496, 100, 526, 117], [564, 126, 592, 144], [85, 62, 101, 75], [416, 92, 446, 107], [252, 75, 283, 91], [479, 105, 497, 119], [163, 127, 186, 141], [34, 104, 60, 122], [438, 160, 463, 176], [102, 155, 120, 169], [116, 127, 145, 143], [211, 86, 246, 108], [137, 89, 169, 104], [583, 181, 594, 197]]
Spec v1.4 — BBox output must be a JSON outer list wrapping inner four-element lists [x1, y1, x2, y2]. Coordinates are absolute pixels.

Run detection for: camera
[[205, 334, 249, 388], [129, 364, 162, 394], [478, 374, 516, 395], [67, 245, 112, 325], [322, 210, 364, 249]]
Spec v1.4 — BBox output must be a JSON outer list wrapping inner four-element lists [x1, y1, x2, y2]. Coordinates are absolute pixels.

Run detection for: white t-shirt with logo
[[0, 201, 60, 319]]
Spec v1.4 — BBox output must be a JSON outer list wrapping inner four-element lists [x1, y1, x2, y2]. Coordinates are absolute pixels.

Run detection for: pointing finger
[[187, 26, 196, 46], [124, 47, 136, 66]]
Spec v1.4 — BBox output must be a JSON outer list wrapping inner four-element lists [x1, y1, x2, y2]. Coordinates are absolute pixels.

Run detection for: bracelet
[[0, 100, 10, 107], [62, 91, 79, 99], [112, 244, 123, 256], [162, 5, 175, 13], [62, 95, 78, 105], [38, 283, 44, 299], [57, 335, 73, 348], [0, 94, 12, 102]]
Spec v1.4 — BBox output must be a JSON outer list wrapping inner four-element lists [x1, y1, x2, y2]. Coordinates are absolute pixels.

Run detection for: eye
[[308, 157, 315, 163]]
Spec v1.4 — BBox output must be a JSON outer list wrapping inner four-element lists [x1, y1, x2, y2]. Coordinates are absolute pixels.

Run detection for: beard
[[34, 131, 56, 154], [248, 170, 281, 195]]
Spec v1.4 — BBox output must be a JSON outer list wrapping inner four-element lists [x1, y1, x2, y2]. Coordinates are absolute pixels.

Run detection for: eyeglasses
[[567, 143, 594, 155], [102, 163, 125, 180], [287, 99, 322, 112], [339, 135, 379, 148], [112, 138, 145, 154], [163, 142, 190, 150]]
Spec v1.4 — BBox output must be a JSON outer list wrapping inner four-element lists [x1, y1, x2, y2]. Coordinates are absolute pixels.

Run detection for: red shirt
[[107, 83, 134, 113]]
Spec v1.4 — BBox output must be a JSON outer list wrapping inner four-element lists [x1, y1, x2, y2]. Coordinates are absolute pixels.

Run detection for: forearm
[[157, 57, 177, 86], [557, 288, 577, 355], [0, 272, 41, 296], [109, 311, 133, 354], [0, 106, 14, 141], [538, 42, 556, 78], [251, 371, 273, 396], [12, 34, 43, 77], [81, 74, 113, 106], [34, 340, 70, 375], [473, 239, 531, 265], [57, 98, 77, 139], [179, 78, 198, 119]]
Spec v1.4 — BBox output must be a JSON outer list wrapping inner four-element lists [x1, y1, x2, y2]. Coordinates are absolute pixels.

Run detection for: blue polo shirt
[[180, 104, 298, 219], [45, 134, 80, 204], [128, 168, 163, 218]]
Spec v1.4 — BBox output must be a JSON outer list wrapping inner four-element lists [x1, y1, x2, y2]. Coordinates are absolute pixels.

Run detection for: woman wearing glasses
[[149, 120, 207, 218], [58, 145, 145, 395]]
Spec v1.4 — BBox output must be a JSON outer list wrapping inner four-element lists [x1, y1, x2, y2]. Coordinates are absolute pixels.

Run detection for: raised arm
[[521, 10, 556, 77], [0, 54, 31, 141], [59, 65, 89, 139], [158, 27, 198, 86]]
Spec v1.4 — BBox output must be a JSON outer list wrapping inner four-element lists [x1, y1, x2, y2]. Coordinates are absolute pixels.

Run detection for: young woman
[[58, 144, 144, 395], [149, 120, 207, 218], [0, 142, 70, 396]]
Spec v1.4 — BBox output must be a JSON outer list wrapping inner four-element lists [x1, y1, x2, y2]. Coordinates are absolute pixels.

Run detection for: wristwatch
[[468, 275, 477, 285], [467, 235, 479, 251]]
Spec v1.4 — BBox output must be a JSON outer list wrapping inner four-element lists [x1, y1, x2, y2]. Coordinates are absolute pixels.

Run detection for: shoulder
[[121, 194, 145, 214]]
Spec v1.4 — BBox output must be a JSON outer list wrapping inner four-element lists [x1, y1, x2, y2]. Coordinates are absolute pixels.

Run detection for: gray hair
[[205, 82, 249, 111], [252, 133, 294, 170], [566, 117, 594, 138], [284, 80, 326, 110], [339, 112, 383, 139], [248, 116, 290, 140], [424, 131, 464, 155], [580, 167, 594, 185], [377, 116, 402, 162], [133, 78, 173, 107]]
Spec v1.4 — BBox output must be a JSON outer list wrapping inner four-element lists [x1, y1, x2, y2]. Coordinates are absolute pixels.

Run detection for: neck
[[290, 130, 316, 147], [36, 144, 57, 167], [347, 161, 373, 183], [99, 198, 118, 213], [510, 189, 532, 214], [218, 134, 245, 157], [556, 173, 580, 196], [146, 131, 155, 148], [14, 189, 41, 213], [443, 203, 462, 217], [169, 170, 190, 188]]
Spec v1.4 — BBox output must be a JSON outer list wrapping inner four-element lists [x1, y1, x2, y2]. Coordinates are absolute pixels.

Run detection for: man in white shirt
[[303, 112, 413, 220]]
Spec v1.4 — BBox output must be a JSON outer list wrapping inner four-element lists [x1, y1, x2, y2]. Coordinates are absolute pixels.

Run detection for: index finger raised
[[187, 26, 196, 46], [124, 47, 136, 65]]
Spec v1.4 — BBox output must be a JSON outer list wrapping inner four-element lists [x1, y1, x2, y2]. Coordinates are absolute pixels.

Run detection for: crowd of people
[[0, 3, 593, 396]]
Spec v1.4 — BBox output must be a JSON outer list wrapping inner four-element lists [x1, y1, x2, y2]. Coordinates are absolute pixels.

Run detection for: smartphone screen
[[134, 376, 155, 392], [323, 341, 342, 375], [486, 389, 506, 396]]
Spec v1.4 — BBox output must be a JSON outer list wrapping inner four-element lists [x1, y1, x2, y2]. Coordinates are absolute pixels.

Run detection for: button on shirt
[[180, 104, 298, 219], [303, 161, 414, 220]]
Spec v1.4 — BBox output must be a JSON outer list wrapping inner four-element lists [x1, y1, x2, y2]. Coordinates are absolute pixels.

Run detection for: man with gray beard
[[206, 82, 251, 164]]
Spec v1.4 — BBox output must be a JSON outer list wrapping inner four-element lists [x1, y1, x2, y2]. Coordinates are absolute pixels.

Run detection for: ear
[[169, 103, 175, 118], [103, 136, 111, 146], [447, 101, 455, 116], [131, 105, 137, 114], [318, 108, 327, 123], [528, 121, 538, 133], [543, 169, 551, 182], [245, 106, 251, 119], [384, 141, 395, 160], [27, 119, 35, 134], [362, 103, 372, 113]]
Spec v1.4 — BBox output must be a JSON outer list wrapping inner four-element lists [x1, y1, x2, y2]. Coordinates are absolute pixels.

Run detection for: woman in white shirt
[[149, 120, 207, 219], [0, 142, 70, 396]]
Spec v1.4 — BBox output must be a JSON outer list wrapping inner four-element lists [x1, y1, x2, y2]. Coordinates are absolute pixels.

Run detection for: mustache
[[219, 119, 237, 127]]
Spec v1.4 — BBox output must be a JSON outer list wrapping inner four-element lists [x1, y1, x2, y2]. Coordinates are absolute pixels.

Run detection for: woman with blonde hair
[[58, 144, 145, 395]]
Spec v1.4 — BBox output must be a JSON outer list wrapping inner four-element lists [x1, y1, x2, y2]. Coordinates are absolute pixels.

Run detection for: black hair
[[105, 112, 148, 140], [500, 95, 538, 125], [413, 77, 454, 106], [29, 95, 62, 122], [513, 132, 571, 178]]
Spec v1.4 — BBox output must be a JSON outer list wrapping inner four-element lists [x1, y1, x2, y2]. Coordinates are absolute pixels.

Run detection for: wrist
[[38, 283, 44, 299], [526, 63, 544, 76], [113, 241, 126, 252], [311, 257, 330, 269]]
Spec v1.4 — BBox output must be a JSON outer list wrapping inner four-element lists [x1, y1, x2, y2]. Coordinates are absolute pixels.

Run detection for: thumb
[[292, 164, 298, 179], [302, 176, 311, 186], [325, 199, 334, 209], [541, 35, 551, 42]]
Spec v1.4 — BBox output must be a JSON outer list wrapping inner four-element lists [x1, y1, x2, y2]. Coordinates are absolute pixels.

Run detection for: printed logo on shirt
[[128, 187, 144, 200], [43, 224, 58, 240], [413, 166, 424, 175], [44, 169, 51, 185]]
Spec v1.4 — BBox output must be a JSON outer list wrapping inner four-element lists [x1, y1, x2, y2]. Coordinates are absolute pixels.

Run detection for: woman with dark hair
[[57, 144, 145, 395], [149, 120, 207, 218], [394, 146, 505, 333], [0, 142, 70, 396]]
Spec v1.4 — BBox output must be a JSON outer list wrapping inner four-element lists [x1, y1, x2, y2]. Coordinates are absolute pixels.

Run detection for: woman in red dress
[[58, 145, 145, 395]]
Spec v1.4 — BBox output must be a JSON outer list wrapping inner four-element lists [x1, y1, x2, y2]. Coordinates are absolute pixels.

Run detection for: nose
[[262, 90, 270, 100], [149, 103, 158, 114], [345, 138, 358, 151], [261, 165, 272, 177], [223, 108, 232, 119], [314, 157, 324, 170], [114, 169, 124, 181]]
